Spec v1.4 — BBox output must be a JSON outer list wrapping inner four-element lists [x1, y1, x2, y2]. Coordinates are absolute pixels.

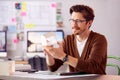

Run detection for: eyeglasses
[[69, 19, 86, 24]]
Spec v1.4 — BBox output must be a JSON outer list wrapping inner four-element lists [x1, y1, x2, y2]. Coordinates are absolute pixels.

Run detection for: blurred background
[[0, 0, 120, 75]]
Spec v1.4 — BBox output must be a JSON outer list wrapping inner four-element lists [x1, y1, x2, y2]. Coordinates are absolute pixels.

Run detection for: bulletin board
[[0, 1, 57, 30]]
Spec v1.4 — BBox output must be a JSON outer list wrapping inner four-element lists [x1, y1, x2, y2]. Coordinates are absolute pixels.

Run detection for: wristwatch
[[62, 54, 68, 62]]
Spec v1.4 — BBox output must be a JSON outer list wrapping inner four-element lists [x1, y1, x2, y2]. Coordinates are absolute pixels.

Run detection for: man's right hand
[[43, 48, 55, 66]]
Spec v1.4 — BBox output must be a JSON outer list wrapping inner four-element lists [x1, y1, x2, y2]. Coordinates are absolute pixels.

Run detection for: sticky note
[[8, 25, 17, 33], [22, 2, 27, 6], [21, 12, 27, 16], [51, 2, 56, 8], [21, 2, 27, 11], [13, 38, 18, 44], [11, 18, 16, 23], [25, 24, 35, 28]]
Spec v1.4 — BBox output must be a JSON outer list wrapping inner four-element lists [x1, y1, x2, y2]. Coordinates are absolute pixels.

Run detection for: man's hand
[[42, 47, 55, 66], [42, 43, 66, 60]]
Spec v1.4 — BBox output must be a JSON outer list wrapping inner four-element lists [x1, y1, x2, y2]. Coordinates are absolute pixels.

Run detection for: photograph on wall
[[56, 2, 63, 28]]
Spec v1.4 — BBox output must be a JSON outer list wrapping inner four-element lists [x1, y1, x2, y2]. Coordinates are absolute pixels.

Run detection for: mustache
[[72, 27, 80, 29]]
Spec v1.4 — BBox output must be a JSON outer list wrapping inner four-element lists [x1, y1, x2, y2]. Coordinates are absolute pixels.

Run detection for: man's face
[[70, 12, 91, 35]]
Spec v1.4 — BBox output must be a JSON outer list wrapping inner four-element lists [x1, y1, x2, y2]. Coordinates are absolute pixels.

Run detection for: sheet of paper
[[8, 25, 17, 33]]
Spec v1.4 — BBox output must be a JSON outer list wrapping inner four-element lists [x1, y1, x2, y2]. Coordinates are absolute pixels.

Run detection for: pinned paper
[[21, 12, 27, 16], [25, 24, 35, 28], [21, 2, 27, 11], [15, 3, 21, 10], [11, 18, 16, 23], [51, 2, 56, 8], [8, 25, 17, 33], [13, 38, 18, 44]]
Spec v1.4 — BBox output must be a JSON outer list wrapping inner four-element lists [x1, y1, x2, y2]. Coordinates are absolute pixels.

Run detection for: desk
[[15, 60, 28, 64], [0, 72, 120, 80]]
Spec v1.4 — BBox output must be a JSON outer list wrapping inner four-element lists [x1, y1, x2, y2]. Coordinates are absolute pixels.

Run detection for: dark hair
[[70, 4, 95, 21]]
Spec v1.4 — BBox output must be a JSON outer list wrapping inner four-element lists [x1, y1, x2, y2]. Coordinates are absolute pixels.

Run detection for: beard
[[74, 30, 80, 35], [72, 27, 82, 35]]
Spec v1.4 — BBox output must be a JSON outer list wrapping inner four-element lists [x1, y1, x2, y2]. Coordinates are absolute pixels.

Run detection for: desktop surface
[[0, 71, 120, 80]]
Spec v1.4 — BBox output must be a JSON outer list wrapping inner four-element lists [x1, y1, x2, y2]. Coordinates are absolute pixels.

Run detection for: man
[[43, 4, 107, 74]]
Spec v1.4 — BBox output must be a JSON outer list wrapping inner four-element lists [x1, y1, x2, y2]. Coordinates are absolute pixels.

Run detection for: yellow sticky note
[[22, 2, 27, 11], [25, 24, 35, 28]]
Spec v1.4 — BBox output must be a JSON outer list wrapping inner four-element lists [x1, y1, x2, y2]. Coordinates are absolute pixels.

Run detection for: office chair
[[107, 55, 120, 75]]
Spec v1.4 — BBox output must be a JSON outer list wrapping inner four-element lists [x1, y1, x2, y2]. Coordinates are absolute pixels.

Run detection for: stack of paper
[[0, 61, 15, 75]]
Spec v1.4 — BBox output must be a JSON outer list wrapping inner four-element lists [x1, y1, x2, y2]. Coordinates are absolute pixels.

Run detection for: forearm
[[46, 55, 55, 66]]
